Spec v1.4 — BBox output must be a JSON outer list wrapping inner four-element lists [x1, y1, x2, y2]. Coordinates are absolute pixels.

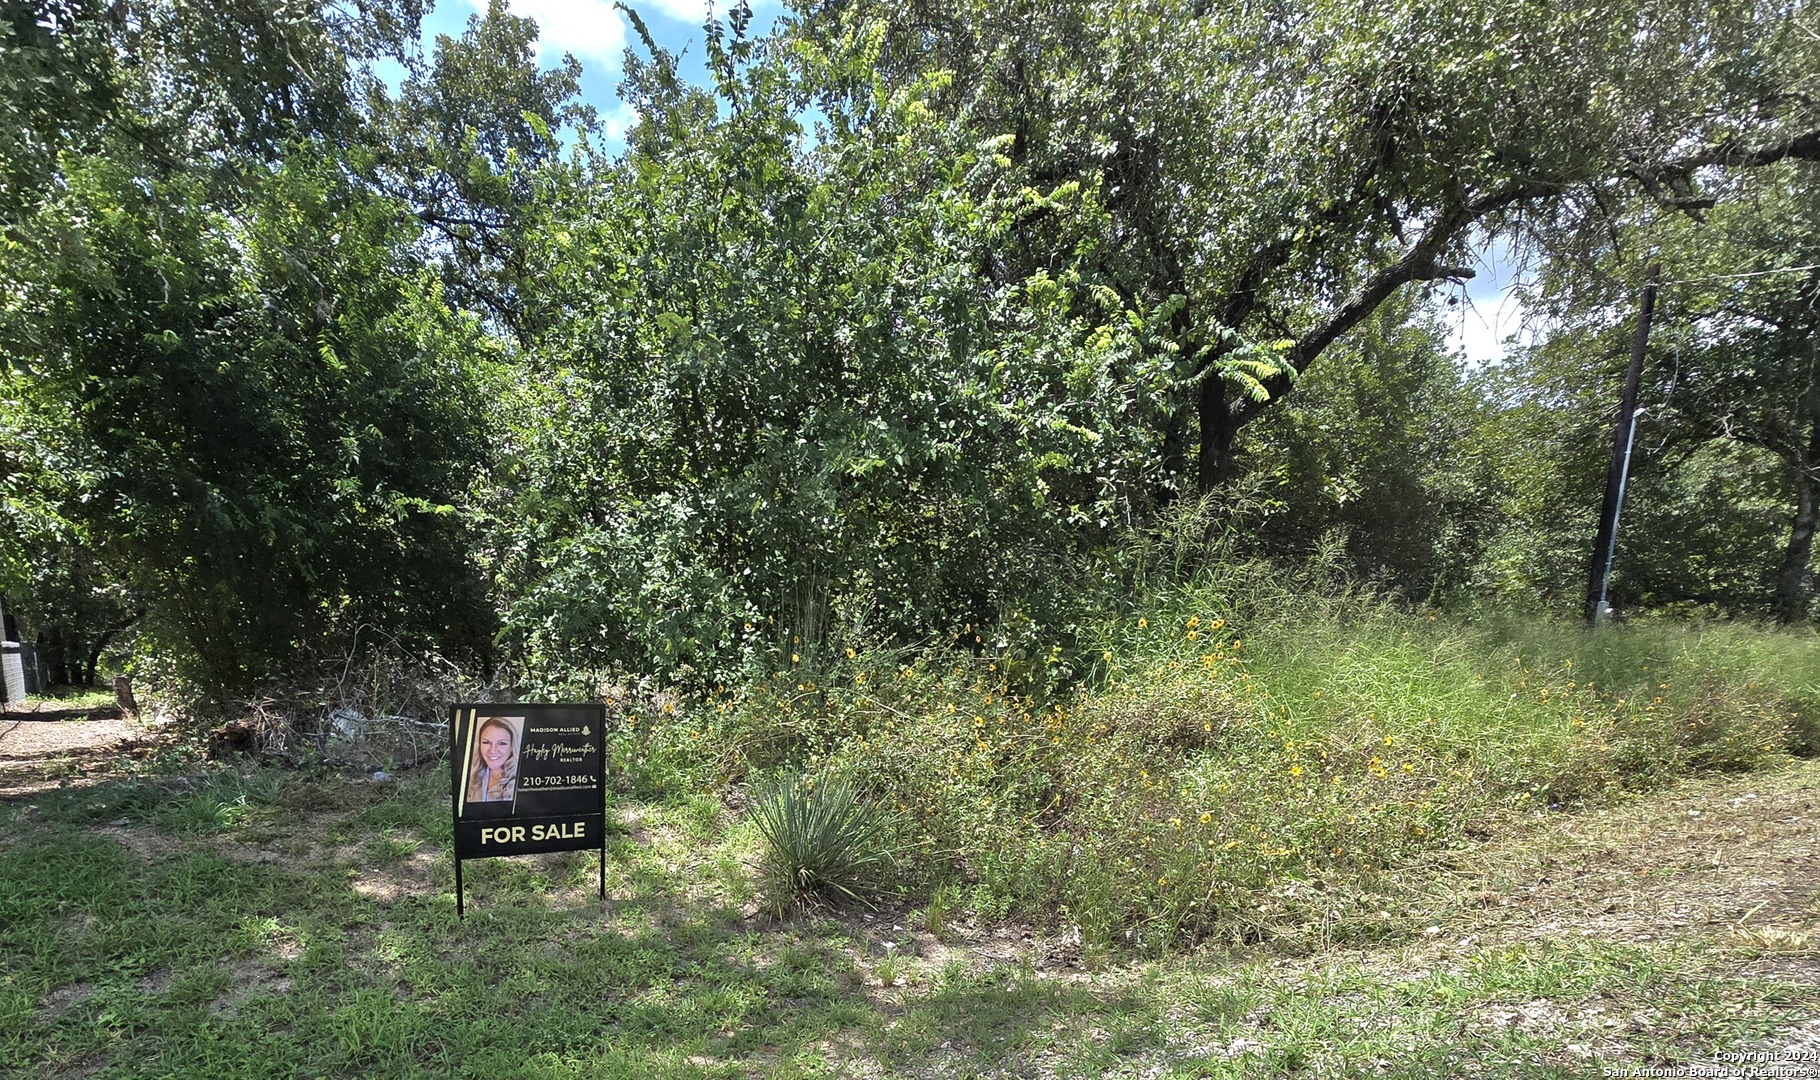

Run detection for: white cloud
[[1441, 236, 1542, 367], [618, 0, 783, 27], [598, 100, 640, 143], [1445, 288, 1532, 367], [465, 0, 629, 71]]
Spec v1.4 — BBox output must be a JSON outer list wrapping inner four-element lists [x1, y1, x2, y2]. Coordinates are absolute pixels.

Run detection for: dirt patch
[[352, 849, 439, 905], [213, 843, 289, 865], [44, 1056, 104, 1079], [1762, 1015, 1820, 1055], [93, 824, 182, 861], [0, 710, 172, 798], [1734, 954, 1820, 987], [1478, 997, 1578, 1033], [42, 982, 94, 1019], [210, 964, 293, 1018]]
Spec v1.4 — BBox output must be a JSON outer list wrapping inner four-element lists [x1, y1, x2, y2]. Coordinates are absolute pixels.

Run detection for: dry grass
[[1399, 757, 1820, 950]]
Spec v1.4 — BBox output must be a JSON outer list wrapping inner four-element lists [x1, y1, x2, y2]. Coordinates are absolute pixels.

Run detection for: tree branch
[[1658, 127, 1820, 171], [1220, 125, 1820, 432], [1226, 183, 1546, 428]]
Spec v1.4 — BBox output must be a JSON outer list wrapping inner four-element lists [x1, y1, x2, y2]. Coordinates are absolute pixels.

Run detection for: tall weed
[[655, 558, 1818, 949]]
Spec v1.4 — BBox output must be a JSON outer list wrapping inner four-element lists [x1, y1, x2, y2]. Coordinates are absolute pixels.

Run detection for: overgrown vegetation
[[612, 565, 1816, 949], [3, 0, 1818, 706], [2, 713, 1816, 1077], [1, 1, 1818, 1068]]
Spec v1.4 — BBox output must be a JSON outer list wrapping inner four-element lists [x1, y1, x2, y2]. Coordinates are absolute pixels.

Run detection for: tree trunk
[[39, 628, 72, 687], [1774, 417, 1820, 623], [1195, 375, 1235, 494], [1157, 409, 1189, 504]]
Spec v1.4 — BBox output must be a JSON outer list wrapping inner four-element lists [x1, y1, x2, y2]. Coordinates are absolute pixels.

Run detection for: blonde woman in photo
[[466, 717, 520, 803]]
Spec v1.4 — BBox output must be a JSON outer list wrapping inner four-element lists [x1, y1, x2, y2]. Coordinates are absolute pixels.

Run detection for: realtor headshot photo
[[463, 715, 524, 809]]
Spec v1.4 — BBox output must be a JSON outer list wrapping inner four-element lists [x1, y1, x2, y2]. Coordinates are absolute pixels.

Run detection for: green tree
[[1525, 163, 1820, 619], [1458, 336, 1614, 611], [361, 0, 595, 340], [1241, 302, 1497, 600], [1656, 168, 1820, 621], [1463, 159, 1820, 618], [492, 20, 1184, 683], [2, 149, 497, 695], [786, 0, 1820, 494], [0, 0, 502, 699]]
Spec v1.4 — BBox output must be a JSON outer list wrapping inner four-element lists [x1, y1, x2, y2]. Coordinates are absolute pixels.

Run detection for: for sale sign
[[449, 703, 606, 915]]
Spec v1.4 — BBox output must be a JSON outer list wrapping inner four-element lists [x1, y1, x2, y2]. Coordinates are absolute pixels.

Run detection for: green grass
[[18, 685, 120, 710], [0, 756, 1815, 1076], [2, 598, 1815, 1076], [643, 586, 1819, 949]]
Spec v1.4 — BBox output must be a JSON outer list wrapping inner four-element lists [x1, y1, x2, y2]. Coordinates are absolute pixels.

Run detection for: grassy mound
[[626, 584, 1819, 949]]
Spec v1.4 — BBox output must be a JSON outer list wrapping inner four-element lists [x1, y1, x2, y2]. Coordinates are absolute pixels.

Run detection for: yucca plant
[[750, 768, 893, 911]]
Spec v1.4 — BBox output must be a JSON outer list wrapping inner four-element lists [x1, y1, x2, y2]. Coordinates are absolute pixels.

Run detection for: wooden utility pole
[[1586, 263, 1661, 625]]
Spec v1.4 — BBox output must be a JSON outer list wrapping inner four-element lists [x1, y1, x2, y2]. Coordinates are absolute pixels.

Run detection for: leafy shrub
[[750, 769, 895, 912]]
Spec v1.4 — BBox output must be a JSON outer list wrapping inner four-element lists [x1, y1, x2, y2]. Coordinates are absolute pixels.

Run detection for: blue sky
[[1441, 237, 1536, 367], [407, 0, 1533, 366], [412, 0, 788, 144]]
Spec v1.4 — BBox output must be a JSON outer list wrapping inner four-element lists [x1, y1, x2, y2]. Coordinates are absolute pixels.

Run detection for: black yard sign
[[449, 703, 606, 916]]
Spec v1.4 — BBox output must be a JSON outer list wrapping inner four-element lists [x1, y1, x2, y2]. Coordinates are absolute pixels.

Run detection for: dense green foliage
[[0, 1, 538, 694], [1464, 160, 1820, 619], [493, 33, 1186, 687], [2, 0, 1817, 699], [3, 149, 497, 692]]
